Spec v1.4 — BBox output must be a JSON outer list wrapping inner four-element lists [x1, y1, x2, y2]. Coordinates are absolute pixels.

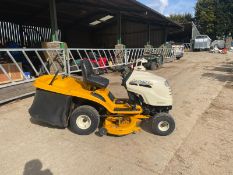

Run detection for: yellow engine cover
[[33, 75, 143, 115]]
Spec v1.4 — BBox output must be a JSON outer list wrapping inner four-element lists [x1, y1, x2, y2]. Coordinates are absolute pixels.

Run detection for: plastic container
[[24, 72, 31, 79]]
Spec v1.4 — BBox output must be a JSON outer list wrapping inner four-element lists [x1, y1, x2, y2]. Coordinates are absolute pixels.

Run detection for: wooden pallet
[[0, 63, 24, 85]]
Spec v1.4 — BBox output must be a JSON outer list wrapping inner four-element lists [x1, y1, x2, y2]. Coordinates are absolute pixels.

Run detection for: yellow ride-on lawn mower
[[29, 59, 175, 136]]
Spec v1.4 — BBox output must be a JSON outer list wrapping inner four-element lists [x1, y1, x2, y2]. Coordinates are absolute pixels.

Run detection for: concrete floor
[[0, 52, 233, 175]]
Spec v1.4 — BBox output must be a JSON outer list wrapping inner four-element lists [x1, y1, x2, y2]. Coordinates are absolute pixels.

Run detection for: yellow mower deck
[[104, 115, 149, 136]]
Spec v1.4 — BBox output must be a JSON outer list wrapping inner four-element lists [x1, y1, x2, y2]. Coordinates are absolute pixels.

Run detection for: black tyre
[[69, 105, 100, 135], [144, 63, 150, 70], [158, 56, 164, 65], [151, 113, 175, 136], [149, 62, 156, 70]]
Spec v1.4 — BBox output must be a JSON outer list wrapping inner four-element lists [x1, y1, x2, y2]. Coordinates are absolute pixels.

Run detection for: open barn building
[[0, 0, 182, 48]]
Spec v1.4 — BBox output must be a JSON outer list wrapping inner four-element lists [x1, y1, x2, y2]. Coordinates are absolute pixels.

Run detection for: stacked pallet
[[0, 63, 23, 85]]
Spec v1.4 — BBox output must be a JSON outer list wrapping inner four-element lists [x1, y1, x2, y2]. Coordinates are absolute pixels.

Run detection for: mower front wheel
[[151, 113, 175, 136], [69, 105, 100, 135]]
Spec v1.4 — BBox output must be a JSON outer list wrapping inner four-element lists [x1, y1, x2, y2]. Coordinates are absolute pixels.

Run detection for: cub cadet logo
[[129, 80, 152, 86]]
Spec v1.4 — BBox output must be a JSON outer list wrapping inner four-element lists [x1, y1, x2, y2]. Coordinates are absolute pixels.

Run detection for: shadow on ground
[[202, 61, 233, 82], [140, 119, 154, 135], [23, 159, 53, 175], [30, 118, 65, 129]]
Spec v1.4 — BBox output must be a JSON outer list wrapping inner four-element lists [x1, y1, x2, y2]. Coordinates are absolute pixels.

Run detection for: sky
[[138, 0, 197, 16]]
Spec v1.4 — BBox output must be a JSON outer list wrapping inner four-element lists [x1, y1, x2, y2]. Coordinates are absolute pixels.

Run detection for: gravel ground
[[0, 52, 232, 175]]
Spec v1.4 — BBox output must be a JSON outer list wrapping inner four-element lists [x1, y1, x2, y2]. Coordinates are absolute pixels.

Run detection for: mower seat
[[81, 59, 109, 88]]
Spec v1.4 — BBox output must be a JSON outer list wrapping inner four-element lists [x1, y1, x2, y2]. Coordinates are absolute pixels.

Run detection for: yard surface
[[0, 52, 233, 175]]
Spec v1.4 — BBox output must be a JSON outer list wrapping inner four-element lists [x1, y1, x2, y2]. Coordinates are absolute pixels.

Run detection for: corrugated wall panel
[[0, 21, 61, 48], [90, 20, 165, 48]]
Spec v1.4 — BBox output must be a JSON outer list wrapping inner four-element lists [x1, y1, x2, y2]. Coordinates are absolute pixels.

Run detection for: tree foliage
[[195, 0, 233, 39], [169, 13, 193, 24], [215, 0, 233, 38]]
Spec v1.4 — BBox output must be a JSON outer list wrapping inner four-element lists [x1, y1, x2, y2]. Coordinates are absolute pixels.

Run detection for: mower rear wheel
[[151, 113, 175, 136], [69, 105, 100, 135]]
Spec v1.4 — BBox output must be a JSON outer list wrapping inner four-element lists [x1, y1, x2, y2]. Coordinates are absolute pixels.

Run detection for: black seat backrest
[[81, 59, 94, 81], [80, 59, 109, 89]]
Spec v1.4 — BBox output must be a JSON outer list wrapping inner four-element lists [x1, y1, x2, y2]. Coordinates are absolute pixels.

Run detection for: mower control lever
[[49, 70, 59, 85]]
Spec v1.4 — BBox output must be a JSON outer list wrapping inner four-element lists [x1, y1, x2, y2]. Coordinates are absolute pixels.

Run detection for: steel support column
[[117, 12, 122, 44], [147, 23, 151, 45], [49, 0, 58, 41], [164, 28, 168, 43]]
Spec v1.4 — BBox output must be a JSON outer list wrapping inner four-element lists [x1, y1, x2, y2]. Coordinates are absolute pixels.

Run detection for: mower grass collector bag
[[29, 89, 72, 127]]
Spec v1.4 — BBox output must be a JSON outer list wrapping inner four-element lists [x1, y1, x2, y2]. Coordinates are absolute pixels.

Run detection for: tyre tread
[[69, 105, 100, 135], [151, 112, 175, 136]]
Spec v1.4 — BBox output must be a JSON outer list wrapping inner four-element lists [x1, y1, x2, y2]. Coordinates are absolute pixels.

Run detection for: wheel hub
[[76, 115, 92, 130], [158, 121, 170, 132]]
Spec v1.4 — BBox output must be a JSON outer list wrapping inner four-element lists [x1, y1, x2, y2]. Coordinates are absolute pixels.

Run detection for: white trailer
[[194, 35, 212, 50]]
